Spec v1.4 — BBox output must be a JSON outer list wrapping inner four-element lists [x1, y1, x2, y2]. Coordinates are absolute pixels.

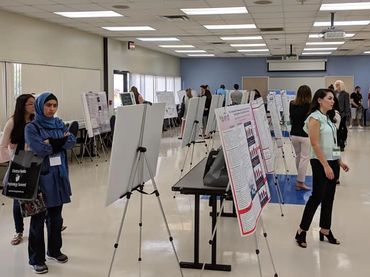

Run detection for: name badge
[[49, 155, 62, 166], [332, 147, 341, 159]]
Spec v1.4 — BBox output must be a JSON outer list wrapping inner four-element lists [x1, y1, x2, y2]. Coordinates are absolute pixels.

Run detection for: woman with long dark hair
[[130, 86, 144, 104], [25, 92, 76, 274], [289, 85, 312, 190], [295, 89, 349, 248], [0, 94, 35, 245]]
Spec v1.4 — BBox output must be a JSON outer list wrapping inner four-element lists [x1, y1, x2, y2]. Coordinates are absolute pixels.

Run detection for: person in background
[[216, 84, 226, 97], [349, 86, 363, 128], [230, 84, 242, 105], [328, 84, 334, 92], [201, 86, 212, 138], [25, 92, 76, 274], [334, 80, 350, 151], [289, 85, 312, 191], [130, 86, 144, 104], [295, 89, 349, 248], [253, 89, 262, 101], [328, 96, 342, 185], [0, 94, 35, 246], [178, 88, 193, 139]]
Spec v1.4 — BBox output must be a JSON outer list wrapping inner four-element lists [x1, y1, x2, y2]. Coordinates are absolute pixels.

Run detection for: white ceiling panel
[[0, 0, 370, 57]]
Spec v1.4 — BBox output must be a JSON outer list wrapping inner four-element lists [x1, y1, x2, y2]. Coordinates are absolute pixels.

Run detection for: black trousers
[[28, 205, 63, 265], [13, 200, 24, 233], [299, 159, 340, 231]]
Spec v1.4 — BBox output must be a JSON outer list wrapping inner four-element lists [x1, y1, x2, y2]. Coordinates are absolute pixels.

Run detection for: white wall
[[0, 9, 103, 70], [108, 39, 180, 103]]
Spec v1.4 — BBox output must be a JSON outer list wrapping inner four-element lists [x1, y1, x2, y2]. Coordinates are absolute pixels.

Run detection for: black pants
[[299, 159, 340, 231], [29, 205, 63, 265], [13, 200, 24, 233]]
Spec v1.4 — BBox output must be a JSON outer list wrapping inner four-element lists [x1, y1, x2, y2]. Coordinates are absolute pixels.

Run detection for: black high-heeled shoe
[[319, 230, 340, 245], [295, 230, 307, 248]]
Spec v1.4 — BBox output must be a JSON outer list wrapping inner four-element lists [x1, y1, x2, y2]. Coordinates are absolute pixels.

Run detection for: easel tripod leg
[[254, 232, 263, 277], [272, 172, 284, 217], [143, 155, 184, 277], [260, 218, 278, 277]]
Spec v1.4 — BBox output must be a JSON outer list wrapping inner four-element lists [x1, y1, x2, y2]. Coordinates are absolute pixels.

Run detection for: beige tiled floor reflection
[[1, 128, 370, 276]]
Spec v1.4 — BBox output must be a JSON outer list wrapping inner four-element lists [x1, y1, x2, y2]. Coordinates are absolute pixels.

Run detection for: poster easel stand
[[81, 133, 108, 166], [271, 170, 285, 217], [199, 183, 278, 277], [107, 104, 183, 277], [179, 98, 208, 178]]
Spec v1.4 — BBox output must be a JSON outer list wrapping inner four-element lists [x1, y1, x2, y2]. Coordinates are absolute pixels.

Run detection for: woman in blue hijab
[[25, 92, 76, 274]]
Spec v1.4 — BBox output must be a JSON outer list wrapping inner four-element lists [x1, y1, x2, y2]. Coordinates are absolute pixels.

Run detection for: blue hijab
[[35, 92, 64, 129]]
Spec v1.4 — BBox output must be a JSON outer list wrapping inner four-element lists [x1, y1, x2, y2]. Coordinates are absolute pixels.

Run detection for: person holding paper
[[289, 85, 312, 191], [25, 92, 76, 274], [295, 89, 349, 248], [0, 94, 35, 246]]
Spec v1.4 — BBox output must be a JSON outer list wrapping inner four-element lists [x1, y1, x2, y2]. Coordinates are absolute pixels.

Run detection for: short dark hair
[[233, 84, 239, 90], [220, 84, 225, 89], [355, 85, 361, 90]]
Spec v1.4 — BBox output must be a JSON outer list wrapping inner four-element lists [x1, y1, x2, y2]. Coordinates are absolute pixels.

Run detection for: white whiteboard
[[269, 77, 325, 93], [106, 103, 165, 206]]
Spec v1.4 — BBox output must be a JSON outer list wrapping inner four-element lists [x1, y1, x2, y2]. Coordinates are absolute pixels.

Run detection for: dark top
[[336, 90, 351, 118], [203, 90, 212, 116], [289, 102, 310, 137], [350, 92, 362, 108]]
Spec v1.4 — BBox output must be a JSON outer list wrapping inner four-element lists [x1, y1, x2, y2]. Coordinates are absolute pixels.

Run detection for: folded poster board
[[205, 95, 224, 135], [241, 91, 251, 104], [106, 103, 165, 206], [215, 104, 270, 236], [251, 98, 275, 173], [81, 91, 111, 138], [156, 91, 178, 119], [181, 97, 206, 148], [267, 93, 284, 148]]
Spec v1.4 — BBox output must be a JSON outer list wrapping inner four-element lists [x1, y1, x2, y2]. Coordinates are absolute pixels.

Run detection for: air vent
[[336, 49, 350, 51], [161, 15, 189, 21], [260, 27, 284, 32], [350, 38, 366, 41], [224, 51, 238, 54], [112, 5, 130, 9], [254, 0, 272, 4], [211, 42, 226, 45]]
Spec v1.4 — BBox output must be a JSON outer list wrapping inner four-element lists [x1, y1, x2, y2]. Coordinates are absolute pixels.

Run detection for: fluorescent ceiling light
[[159, 45, 194, 48], [364, 51, 370, 54], [237, 49, 269, 52], [187, 54, 215, 57], [244, 54, 270, 56], [204, 24, 256, 30], [309, 33, 355, 38], [55, 11, 122, 18], [230, 43, 266, 47], [220, 36, 263, 40], [175, 50, 207, 53], [181, 7, 248, 15], [302, 52, 332, 55], [304, 47, 337, 51], [314, 21, 370, 26], [102, 26, 155, 31], [137, 38, 179, 41], [320, 2, 370, 11], [306, 41, 345, 45]]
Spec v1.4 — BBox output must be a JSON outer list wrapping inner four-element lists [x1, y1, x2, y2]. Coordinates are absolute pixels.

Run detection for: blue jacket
[[25, 121, 76, 208]]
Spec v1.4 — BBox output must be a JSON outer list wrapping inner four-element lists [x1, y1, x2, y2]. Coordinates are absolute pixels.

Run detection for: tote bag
[[2, 149, 43, 200]]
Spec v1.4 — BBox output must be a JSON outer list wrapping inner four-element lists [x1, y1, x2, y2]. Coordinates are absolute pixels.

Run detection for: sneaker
[[10, 233, 23, 245], [30, 264, 48, 274], [348, 125, 353, 129], [359, 125, 364, 128], [47, 253, 68, 263]]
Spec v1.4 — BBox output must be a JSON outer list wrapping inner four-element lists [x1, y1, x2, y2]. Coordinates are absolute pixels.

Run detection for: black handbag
[[203, 147, 229, 187], [2, 149, 43, 201]]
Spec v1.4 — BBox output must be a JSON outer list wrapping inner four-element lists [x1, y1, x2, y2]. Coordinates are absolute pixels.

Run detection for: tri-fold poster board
[[81, 91, 111, 138], [215, 104, 270, 236], [267, 93, 284, 148], [106, 103, 165, 206], [156, 91, 178, 119]]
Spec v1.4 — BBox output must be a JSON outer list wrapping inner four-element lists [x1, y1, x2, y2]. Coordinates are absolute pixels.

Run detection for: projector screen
[[267, 59, 327, 72]]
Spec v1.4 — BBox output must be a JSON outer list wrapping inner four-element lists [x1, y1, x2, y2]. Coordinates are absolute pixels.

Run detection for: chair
[[68, 121, 81, 164]]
